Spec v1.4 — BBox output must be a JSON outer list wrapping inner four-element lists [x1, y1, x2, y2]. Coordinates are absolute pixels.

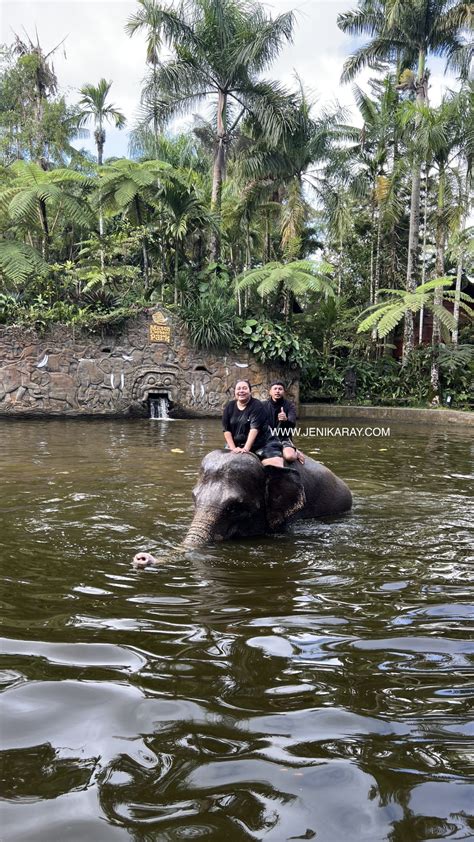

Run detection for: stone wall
[[0, 309, 299, 417]]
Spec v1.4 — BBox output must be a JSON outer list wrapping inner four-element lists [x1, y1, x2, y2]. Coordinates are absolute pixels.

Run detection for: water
[[150, 397, 170, 420], [0, 418, 472, 841]]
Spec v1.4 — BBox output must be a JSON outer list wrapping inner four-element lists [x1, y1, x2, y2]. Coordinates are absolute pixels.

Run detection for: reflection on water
[[0, 418, 473, 841]]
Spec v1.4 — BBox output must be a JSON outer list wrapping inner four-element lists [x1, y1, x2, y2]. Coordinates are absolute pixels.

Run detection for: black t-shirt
[[262, 398, 296, 439], [222, 397, 269, 450]]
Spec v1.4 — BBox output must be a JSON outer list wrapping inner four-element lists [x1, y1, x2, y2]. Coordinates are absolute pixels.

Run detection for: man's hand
[[296, 450, 305, 464], [278, 409, 288, 421]]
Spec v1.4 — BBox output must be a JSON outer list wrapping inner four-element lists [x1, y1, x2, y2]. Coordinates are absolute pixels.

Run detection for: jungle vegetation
[[0, 1, 473, 407]]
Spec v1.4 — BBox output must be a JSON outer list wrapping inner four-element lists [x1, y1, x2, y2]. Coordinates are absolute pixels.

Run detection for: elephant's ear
[[264, 466, 306, 530]]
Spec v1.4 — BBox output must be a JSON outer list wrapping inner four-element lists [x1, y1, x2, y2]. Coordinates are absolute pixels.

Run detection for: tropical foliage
[[0, 0, 472, 405]]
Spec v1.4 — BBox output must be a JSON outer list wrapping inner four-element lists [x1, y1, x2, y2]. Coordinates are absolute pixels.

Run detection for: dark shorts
[[280, 438, 296, 451], [254, 437, 284, 461]]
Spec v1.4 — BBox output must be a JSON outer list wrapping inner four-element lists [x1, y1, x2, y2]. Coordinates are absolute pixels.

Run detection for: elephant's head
[[183, 450, 306, 546]]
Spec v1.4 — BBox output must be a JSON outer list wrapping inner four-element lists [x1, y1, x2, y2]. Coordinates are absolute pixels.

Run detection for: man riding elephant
[[262, 381, 305, 464]]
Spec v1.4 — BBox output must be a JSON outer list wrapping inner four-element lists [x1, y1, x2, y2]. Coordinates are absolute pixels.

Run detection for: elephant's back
[[297, 456, 352, 518]]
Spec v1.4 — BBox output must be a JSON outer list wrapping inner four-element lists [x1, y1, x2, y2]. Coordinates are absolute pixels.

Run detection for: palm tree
[[160, 180, 214, 302], [321, 185, 354, 297], [11, 31, 60, 166], [76, 80, 126, 269], [236, 85, 355, 271], [77, 79, 126, 166], [127, 0, 296, 257], [451, 83, 473, 345], [125, 0, 169, 152], [401, 91, 469, 392], [338, 0, 472, 359], [351, 79, 403, 307]]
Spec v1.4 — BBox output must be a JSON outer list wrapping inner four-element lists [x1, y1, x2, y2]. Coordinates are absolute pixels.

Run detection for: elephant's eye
[[224, 498, 246, 515]]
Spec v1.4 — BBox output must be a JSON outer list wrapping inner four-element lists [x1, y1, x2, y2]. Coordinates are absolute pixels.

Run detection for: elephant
[[183, 449, 352, 546]]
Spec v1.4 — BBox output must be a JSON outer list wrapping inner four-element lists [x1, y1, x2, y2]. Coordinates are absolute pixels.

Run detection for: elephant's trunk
[[183, 507, 219, 547]]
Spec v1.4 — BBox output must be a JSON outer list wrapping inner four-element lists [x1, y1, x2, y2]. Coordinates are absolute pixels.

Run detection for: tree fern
[[357, 278, 472, 340], [0, 240, 48, 287], [236, 259, 334, 302]]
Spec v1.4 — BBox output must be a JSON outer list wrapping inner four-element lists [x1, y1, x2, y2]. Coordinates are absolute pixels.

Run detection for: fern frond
[[357, 303, 396, 332], [0, 240, 48, 286], [378, 302, 419, 337], [430, 304, 456, 331]]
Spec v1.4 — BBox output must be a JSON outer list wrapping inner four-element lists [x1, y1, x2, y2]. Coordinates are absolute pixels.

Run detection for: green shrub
[[179, 295, 239, 351], [240, 318, 312, 368], [0, 293, 19, 324]]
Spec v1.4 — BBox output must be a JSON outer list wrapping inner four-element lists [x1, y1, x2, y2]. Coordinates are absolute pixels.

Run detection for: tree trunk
[[453, 168, 470, 344], [245, 220, 251, 270], [95, 125, 106, 269], [135, 196, 149, 284], [38, 198, 49, 261], [372, 205, 383, 343], [418, 162, 430, 344], [98, 189, 105, 273], [338, 230, 343, 297], [284, 289, 290, 323], [95, 124, 105, 167], [265, 209, 271, 264], [452, 252, 463, 346], [430, 164, 446, 398], [174, 239, 179, 305], [369, 187, 376, 304], [403, 50, 427, 363], [210, 89, 227, 261]]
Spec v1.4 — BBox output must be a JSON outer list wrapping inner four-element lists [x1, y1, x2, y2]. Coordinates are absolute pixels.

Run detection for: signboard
[[150, 324, 171, 343]]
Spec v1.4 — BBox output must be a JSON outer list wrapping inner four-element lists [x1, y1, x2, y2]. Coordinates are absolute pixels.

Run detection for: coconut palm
[[338, 0, 473, 358], [127, 0, 296, 257]]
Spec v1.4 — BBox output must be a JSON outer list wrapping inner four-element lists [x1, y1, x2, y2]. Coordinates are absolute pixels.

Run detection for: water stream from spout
[[149, 396, 169, 420]]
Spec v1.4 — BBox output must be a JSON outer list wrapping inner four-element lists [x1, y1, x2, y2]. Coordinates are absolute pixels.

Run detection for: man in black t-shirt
[[262, 381, 305, 464], [222, 380, 284, 467]]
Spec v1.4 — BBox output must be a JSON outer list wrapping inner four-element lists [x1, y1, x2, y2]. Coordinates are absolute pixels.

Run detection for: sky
[[1, 0, 460, 160]]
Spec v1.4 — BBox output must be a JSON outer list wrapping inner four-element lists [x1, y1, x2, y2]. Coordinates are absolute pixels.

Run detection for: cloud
[[2, 0, 462, 159]]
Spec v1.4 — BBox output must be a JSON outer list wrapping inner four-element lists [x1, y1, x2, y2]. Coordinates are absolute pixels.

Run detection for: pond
[[0, 417, 473, 841]]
